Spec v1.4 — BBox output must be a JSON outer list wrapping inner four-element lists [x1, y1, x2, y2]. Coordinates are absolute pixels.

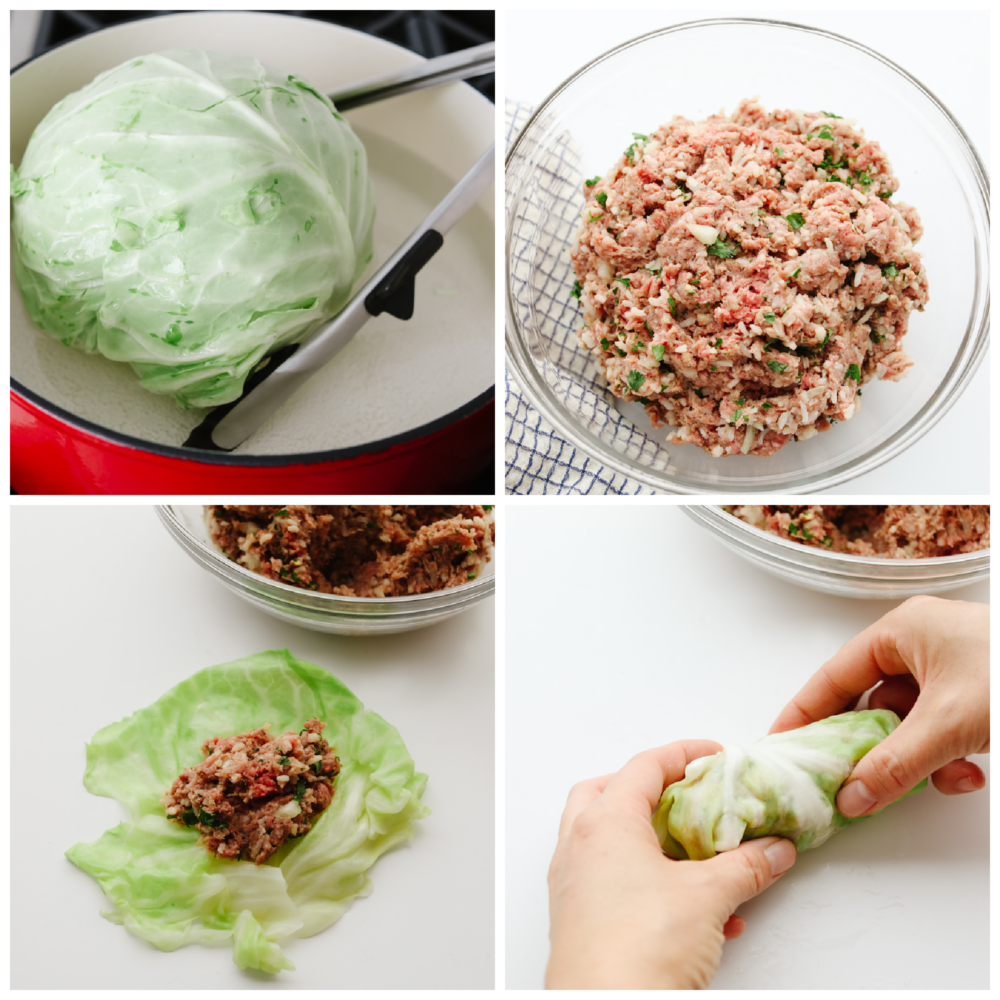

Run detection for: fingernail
[[764, 839, 796, 876], [838, 780, 878, 817], [957, 777, 978, 793]]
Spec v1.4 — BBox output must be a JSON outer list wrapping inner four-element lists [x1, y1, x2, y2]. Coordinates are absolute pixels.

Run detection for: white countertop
[[11, 505, 495, 989], [504, 502, 989, 989], [505, 9, 990, 494]]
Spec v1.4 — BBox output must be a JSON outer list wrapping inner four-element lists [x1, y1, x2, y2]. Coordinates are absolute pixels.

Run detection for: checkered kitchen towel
[[505, 100, 654, 495], [504, 101, 655, 494]]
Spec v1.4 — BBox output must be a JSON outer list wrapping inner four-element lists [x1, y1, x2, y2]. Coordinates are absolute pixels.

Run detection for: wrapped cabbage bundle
[[11, 49, 375, 408], [653, 709, 924, 860]]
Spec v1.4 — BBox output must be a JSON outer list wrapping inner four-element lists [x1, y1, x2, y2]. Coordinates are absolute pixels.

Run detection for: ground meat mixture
[[163, 718, 340, 864], [725, 505, 989, 558], [207, 505, 495, 596], [571, 98, 929, 457]]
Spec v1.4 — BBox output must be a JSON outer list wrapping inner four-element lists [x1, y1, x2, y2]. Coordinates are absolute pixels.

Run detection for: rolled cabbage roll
[[653, 709, 925, 860]]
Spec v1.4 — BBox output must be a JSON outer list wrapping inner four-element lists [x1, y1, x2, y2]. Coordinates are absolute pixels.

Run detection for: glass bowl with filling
[[157, 504, 496, 634], [684, 504, 989, 598], [505, 19, 988, 492]]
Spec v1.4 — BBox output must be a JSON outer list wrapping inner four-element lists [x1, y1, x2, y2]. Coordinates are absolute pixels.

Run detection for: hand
[[546, 741, 797, 990], [770, 595, 988, 817]]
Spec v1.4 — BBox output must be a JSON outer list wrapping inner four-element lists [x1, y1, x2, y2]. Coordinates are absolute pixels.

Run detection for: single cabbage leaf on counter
[[11, 49, 375, 408], [66, 649, 428, 973], [652, 709, 925, 860]]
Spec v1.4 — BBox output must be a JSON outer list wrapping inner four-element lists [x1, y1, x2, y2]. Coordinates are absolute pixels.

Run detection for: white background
[[505, 503, 989, 989], [10, 505, 495, 989], [504, 8, 990, 494]]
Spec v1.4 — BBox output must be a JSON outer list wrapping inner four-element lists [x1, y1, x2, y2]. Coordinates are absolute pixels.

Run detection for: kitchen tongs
[[185, 142, 495, 451], [184, 44, 495, 452], [329, 41, 494, 110]]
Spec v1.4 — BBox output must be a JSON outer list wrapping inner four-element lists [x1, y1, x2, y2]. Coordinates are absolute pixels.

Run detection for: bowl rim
[[11, 12, 496, 464], [158, 503, 496, 604], [688, 504, 990, 568], [505, 16, 990, 494]]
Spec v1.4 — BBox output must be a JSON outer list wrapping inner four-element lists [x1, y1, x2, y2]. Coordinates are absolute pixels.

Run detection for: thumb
[[703, 837, 797, 914], [837, 702, 958, 817]]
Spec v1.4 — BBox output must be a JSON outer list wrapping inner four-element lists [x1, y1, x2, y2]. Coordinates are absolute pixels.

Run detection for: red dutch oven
[[11, 384, 494, 494], [10, 13, 495, 495]]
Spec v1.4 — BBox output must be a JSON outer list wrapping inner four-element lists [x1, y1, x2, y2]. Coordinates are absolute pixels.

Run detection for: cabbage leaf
[[653, 709, 925, 860], [66, 649, 428, 972], [11, 49, 375, 408]]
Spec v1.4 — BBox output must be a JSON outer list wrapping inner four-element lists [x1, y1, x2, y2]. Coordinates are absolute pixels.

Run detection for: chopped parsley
[[817, 126, 834, 140], [616, 348, 626, 357], [667, 296, 677, 316], [644, 320, 654, 336], [785, 212, 806, 231], [652, 344, 665, 362], [706, 237, 738, 259], [789, 265, 800, 279], [600, 337, 610, 351], [774, 146, 783, 158], [881, 262, 899, 278], [614, 276, 631, 288], [760, 402, 773, 411], [714, 337, 723, 348], [194, 808, 227, 829], [625, 371, 646, 393], [877, 190, 893, 199], [595, 191, 608, 207], [766, 359, 789, 374], [570, 280, 582, 300], [763, 312, 775, 322], [846, 363, 861, 382], [822, 536, 834, 547], [585, 176, 600, 187], [820, 110, 842, 119]]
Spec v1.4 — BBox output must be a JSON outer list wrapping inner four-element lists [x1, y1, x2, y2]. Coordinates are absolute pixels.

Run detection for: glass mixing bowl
[[684, 505, 989, 598], [157, 505, 496, 634], [505, 18, 989, 493]]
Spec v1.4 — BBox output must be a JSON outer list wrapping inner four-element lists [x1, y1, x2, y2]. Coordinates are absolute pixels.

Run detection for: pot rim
[[12, 379, 494, 467]]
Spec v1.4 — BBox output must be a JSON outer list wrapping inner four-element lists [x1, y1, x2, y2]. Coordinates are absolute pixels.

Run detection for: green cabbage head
[[11, 49, 375, 408], [653, 709, 925, 860], [66, 649, 428, 973]]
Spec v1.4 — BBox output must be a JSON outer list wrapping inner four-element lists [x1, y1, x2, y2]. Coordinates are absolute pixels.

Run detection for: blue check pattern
[[505, 100, 654, 495]]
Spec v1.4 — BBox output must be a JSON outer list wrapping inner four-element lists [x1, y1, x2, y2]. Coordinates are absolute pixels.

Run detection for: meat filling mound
[[163, 718, 341, 864], [724, 505, 989, 558], [206, 504, 495, 596], [571, 98, 929, 457]]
